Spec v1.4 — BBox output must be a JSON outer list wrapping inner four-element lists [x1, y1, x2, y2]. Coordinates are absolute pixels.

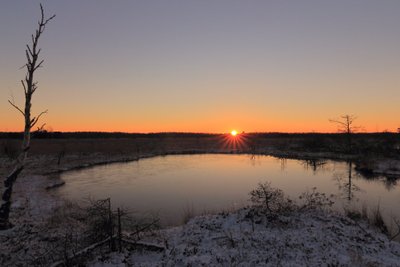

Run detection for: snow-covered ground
[[90, 208, 400, 266], [0, 173, 71, 266]]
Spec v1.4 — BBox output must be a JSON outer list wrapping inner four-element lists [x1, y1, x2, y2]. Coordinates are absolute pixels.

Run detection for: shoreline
[[0, 149, 400, 265], [16, 148, 398, 177], [1, 148, 399, 225], [45, 150, 400, 181]]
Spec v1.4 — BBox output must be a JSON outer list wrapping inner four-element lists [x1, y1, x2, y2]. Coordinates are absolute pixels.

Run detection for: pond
[[57, 154, 400, 226]]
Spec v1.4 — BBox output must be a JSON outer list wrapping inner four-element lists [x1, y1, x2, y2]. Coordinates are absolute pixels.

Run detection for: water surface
[[58, 154, 400, 226]]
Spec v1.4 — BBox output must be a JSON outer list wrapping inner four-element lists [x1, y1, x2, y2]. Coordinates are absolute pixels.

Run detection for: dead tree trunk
[[0, 4, 55, 230]]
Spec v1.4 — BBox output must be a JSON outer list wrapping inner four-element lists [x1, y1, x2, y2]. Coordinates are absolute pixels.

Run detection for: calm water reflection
[[58, 154, 400, 226]]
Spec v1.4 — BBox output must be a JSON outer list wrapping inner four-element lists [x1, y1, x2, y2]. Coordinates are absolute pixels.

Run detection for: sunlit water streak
[[57, 154, 400, 227]]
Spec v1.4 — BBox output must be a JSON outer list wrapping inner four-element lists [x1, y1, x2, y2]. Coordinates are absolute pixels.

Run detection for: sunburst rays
[[218, 131, 250, 152]]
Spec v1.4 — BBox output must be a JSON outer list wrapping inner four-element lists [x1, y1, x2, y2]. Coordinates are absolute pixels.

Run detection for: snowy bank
[[89, 208, 400, 266]]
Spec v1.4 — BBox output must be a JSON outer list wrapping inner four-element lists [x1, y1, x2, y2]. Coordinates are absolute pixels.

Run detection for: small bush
[[249, 182, 294, 213], [85, 198, 114, 243], [298, 187, 334, 210]]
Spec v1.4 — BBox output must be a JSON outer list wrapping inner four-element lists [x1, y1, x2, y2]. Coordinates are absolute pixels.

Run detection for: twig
[[8, 100, 25, 116]]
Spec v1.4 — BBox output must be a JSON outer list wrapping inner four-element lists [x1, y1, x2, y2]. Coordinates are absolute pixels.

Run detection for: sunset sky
[[1, 1, 399, 133]]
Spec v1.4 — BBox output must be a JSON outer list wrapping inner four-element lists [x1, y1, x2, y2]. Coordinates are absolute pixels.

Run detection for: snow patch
[[89, 208, 400, 266]]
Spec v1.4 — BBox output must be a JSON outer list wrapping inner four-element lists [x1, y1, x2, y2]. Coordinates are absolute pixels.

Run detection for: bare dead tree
[[0, 4, 55, 230], [329, 114, 360, 153]]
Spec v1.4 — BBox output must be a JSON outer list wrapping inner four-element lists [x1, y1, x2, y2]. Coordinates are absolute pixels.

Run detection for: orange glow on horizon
[[1, 110, 399, 134], [1, 122, 399, 134]]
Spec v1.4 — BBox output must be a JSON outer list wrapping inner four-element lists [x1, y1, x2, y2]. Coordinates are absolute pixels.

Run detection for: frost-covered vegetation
[[89, 183, 400, 266]]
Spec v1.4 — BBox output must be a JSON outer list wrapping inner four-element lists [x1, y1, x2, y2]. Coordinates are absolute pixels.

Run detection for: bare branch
[[26, 45, 33, 57], [25, 50, 32, 65], [36, 123, 46, 132], [45, 14, 56, 24], [21, 80, 27, 94], [30, 110, 48, 128], [39, 4, 56, 26], [24, 75, 29, 88], [31, 82, 38, 94], [8, 100, 25, 117], [40, 4, 44, 22], [34, 60, 44, 71], [329, 119, 347, 127]]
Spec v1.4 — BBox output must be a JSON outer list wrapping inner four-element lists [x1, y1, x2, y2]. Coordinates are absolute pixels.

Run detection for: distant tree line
[[0, 131, 222, 139], [0, 131, 398, 139]]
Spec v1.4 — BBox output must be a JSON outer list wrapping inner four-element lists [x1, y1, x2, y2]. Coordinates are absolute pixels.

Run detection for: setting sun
[[230, 130, 238, 136]]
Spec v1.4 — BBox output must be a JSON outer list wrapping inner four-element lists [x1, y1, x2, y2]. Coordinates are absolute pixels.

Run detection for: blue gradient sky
[[1, 1, 399, 132]]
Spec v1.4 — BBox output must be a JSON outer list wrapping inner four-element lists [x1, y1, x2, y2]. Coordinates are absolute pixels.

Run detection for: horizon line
[[0, 130, 398, 135]]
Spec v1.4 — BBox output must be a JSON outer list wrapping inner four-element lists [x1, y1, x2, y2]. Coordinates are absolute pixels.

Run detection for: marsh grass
[[182, 204, 196, 224], [344, 202, 391, 237], [371, 203, 388, 234]]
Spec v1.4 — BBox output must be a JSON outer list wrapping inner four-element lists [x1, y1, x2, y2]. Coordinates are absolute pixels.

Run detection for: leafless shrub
[[31, 201, 87, 266], [31, 229, 82, 267], [249, 182, 294, 214], [32, 198, 162, 266], [298, 187, 334, 210], [119, 211, 160, 242], [85, 198, 113, 243]]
